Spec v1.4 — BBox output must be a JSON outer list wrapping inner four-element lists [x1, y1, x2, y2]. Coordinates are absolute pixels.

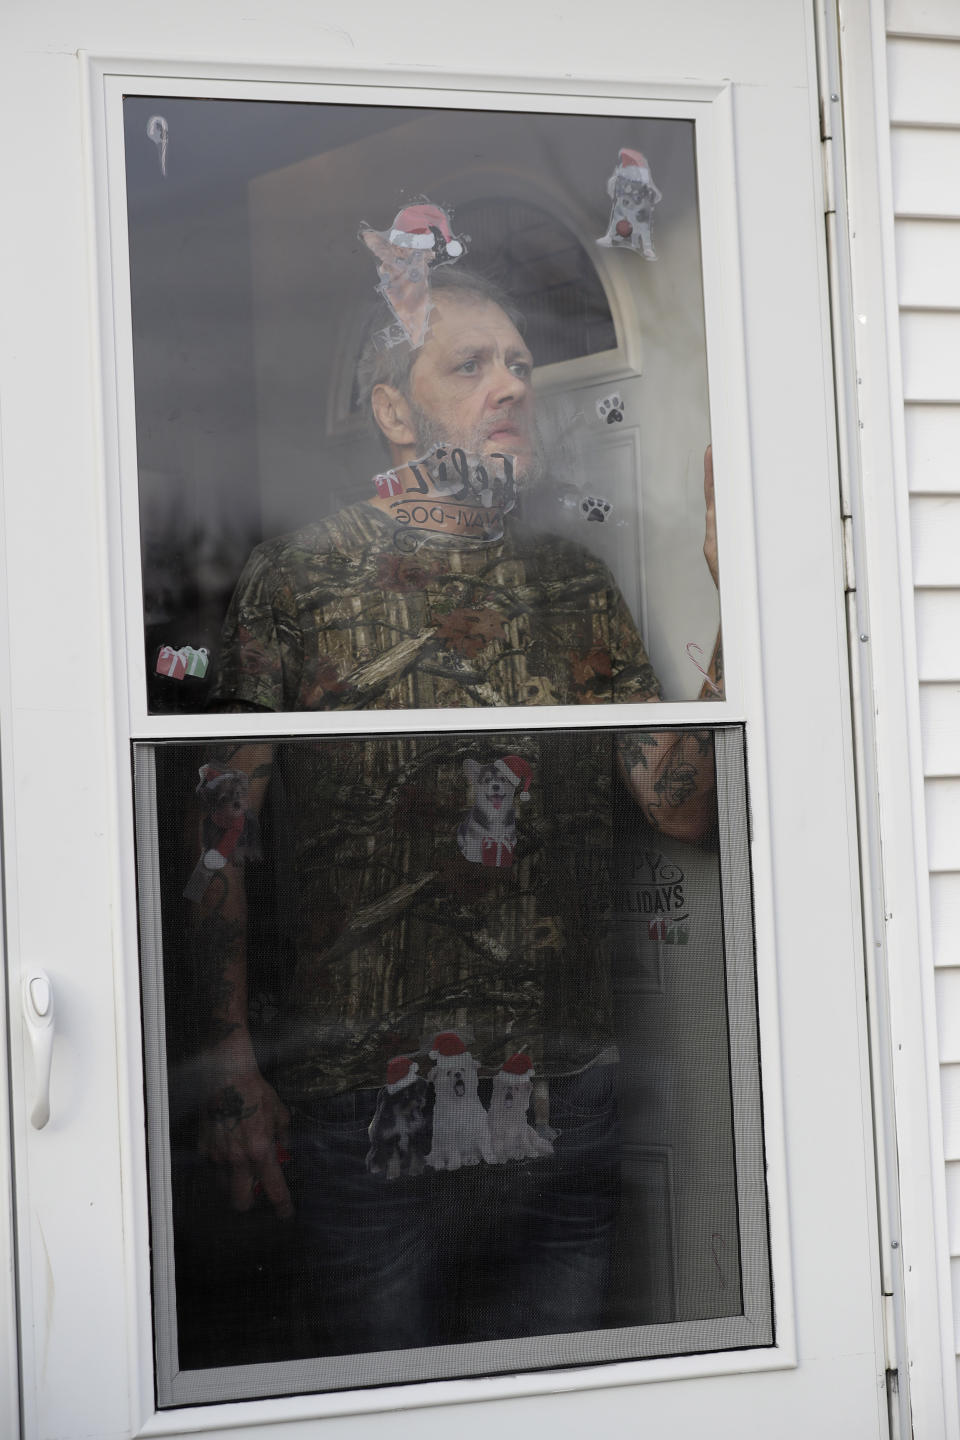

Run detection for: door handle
[[22, 968, 55, 1129]]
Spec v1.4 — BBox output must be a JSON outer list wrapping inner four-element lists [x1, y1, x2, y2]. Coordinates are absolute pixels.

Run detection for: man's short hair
[[354, 268, 527, 424]]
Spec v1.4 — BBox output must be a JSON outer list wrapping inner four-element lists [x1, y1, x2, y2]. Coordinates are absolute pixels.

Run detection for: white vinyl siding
[[886, 7, 960, 1401]]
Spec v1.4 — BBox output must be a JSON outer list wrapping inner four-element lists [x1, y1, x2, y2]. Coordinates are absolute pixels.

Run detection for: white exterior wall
[[885, 0, 960, 1409]]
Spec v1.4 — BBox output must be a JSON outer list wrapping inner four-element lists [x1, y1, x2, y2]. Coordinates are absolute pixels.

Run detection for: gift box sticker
[[156, 645, 187, 680], [184, 646, 209, 678], [155, 644, 210, 681], [374, 471, 403, 498]]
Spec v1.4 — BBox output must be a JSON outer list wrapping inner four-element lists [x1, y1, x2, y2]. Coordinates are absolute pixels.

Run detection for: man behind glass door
[[190, 268, 721, 1358]]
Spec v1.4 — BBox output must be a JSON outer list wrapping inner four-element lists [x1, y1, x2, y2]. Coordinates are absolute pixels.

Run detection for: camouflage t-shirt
[[212, 504, 659, 1097], [212, 502, 661, 711], [263, 729, 634, 1100]]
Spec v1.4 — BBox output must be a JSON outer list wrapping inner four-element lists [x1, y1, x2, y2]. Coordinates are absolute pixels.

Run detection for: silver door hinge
[[882, 1290, 898, 1374], [842, 515, 856, 592], [822, 133, 836, 216]]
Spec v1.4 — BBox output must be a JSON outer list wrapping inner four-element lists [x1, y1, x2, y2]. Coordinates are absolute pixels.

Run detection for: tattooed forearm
[[193, 911, 245, 1043], [205, 742, 244, 764], [195, 911, 245, 967], [618, 729, 717, 840], [648, 732, 713, 810], [653, 759, 698, 808], [616, 731, 659, 771], [186, 742, 272, 1063]]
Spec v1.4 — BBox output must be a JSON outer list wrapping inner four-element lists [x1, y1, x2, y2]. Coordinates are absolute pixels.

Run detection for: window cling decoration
[[365, 1058, 432, 1180], [359, 200, 468, 348], [424, 1032, 496, 1171], [182, 764, 260, 902], [488, 1054, 554, 1162], [155, 644, 209, 681], [457, 754, 532, 868], [146, 114, 169, 177], [596, 148, 662, 259], [365, 1042, 555, 1179], [370, 446, 520, 546]]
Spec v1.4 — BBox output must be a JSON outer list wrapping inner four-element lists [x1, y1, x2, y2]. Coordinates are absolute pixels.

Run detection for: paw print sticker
[[581, 496, 612, 523], [596, 393, 624, 425]]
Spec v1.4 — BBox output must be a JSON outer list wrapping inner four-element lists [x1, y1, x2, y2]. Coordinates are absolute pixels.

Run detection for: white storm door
[[0, 2, 897, 1439]]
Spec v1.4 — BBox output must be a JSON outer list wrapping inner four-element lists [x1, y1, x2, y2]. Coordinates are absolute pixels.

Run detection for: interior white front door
[[0, 2, 894, 1437]]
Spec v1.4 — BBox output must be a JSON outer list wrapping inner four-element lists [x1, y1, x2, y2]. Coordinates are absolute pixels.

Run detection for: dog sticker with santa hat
[[182, 763, 260, 903], [366, 1056, 432, 1180], [359, 199, 468, 349], [456, 754, 533, 868], [425, 1032, 495, 1171], [488, 1053, 555, 1162], [596, 147, 662, 259]]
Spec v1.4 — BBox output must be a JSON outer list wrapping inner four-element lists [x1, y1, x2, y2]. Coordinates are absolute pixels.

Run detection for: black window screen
[[134, 724, 770, 1406]]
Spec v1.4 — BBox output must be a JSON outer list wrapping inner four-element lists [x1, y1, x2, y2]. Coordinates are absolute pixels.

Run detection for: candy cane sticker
[[686, 641, 721, 696]]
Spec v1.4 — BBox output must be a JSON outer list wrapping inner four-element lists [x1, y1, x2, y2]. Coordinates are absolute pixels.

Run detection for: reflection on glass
[[135, 726, 769, 1405], [124, 99, 721, 713]]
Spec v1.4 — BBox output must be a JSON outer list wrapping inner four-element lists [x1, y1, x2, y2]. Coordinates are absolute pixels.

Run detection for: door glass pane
[[133, 724, 769, 1406], [124, 97, 722, 713]]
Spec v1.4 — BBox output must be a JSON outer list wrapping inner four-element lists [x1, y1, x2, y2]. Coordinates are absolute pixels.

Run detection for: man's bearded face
[[404, 296, 545, 488], [408, 401, 546, 493]]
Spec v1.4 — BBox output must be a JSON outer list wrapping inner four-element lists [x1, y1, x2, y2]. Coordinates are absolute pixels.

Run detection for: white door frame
[[828, 0, 960, 1433], [0, 819, 21, 1439], [2, 0, 954, 1433]]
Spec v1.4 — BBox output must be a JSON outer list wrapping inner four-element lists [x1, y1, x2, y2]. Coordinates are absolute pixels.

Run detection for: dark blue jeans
[[291, 1063, 621, 1356]]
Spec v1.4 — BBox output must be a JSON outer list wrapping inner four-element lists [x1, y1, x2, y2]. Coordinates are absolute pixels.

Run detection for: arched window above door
[[452, 196, 618, 367]]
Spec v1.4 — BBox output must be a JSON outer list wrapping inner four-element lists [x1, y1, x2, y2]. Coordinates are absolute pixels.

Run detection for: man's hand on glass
[[199, 1028, 294, 1220]]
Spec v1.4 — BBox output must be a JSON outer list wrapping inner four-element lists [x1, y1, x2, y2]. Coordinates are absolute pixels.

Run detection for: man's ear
[[371, 383, 417, 449]]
